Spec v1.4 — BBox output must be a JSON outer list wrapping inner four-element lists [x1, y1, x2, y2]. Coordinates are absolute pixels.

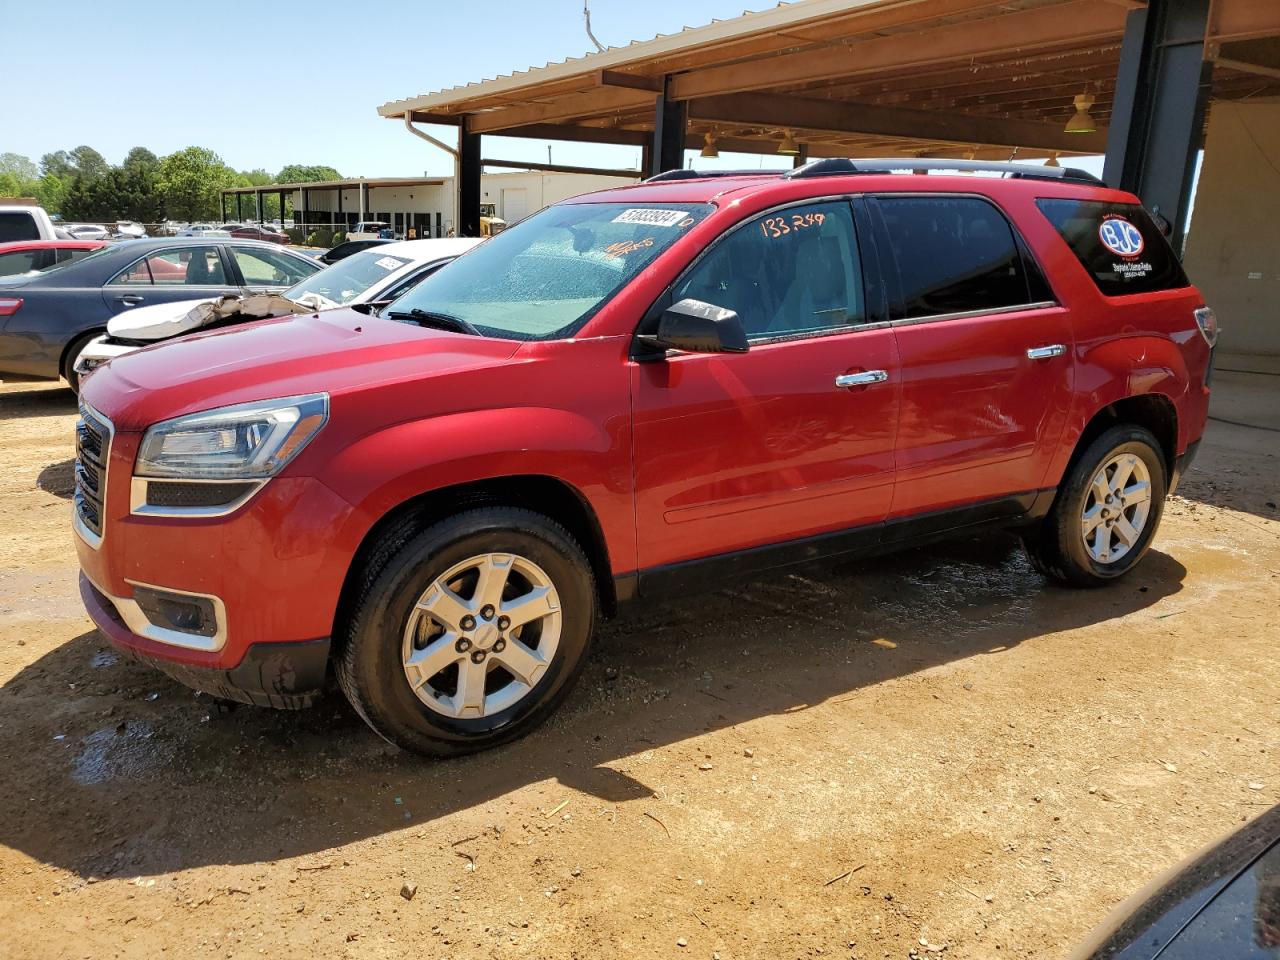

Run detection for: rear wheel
[[1023, 424, 1167, 587], [337, 507, 597, 756]]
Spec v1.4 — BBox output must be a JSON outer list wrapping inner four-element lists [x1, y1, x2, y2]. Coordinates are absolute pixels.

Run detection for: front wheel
[[337, 507, 597, 756], [1023, 424, 1168, 587], [62, 331, 102, 395]]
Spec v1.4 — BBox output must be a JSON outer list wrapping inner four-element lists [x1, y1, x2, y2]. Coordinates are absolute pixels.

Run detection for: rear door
[[870, 194, 1073, 521], [101, 244, 238, 315], [631, 198, 900, 572]]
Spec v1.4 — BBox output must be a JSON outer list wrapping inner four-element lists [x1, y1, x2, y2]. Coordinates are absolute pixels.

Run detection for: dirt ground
[[0, 364, 1276, 960]]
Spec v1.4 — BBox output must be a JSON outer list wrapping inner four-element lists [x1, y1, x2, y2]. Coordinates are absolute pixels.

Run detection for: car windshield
[[386, 201, 714, 340], [283, 249, 412, 309]]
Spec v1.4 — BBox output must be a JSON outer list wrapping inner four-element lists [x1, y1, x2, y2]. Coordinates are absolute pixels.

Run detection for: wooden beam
[[467, 86, 657, 134], [595, 69, 663, 92], [670, 1, 1129, 100], [1213, 55, 1280, 80], [493, 123, 649, 146], [1209, 0, 1280, 43], [686, 91, 1109, 152], [480, 158, 640, 178]]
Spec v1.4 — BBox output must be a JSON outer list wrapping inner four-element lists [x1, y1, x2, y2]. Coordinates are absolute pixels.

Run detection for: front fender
[[317, 405, 635, 576]]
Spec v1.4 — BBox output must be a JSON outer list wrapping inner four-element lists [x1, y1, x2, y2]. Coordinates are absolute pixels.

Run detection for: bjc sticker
[[612, 208, 689, 227], [1099, 217, 1145, 258]]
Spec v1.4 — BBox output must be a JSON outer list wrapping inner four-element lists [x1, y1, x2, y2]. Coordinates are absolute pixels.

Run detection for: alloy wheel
[[1081, 453, 1153, 564]]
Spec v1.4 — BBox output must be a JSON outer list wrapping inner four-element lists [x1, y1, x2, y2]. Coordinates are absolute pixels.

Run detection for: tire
[[1023, 424, 1168, 588], [61, 330, 101, 395], [337, 507, 597, 756]]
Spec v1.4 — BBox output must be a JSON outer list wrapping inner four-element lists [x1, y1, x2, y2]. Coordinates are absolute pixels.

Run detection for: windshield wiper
[[385, 307, 480, 336]]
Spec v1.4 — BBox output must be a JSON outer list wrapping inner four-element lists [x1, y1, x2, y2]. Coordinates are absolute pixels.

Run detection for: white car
[[177, 223, 231, 238], [74, 238, 481, 378]]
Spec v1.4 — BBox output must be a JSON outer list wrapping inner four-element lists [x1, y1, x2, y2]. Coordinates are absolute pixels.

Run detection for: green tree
[[276, 164, 342, 184], [117, 148, 164, 223], [0, 153, 38, 182], [234, 168, 280, 220], [35, 174, 67, 214], [39, 151, 74, 179], [158, 147, 237, 221], [69, 145, 110, 181]]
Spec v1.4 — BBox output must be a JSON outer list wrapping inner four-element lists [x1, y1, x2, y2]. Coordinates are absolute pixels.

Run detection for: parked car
[[349, 220, 394, 241], [112, 221, 147, 240], [229, 223, 289, 244], [0, 240, 105, 278], [317, 238, 392, 264], [0, 205, 59, 242], [0, 237, 320, 390], [177, 224, 230, 238], [73, 238, 481, 378], [1070, 804, 1280, 959], [74, 159, 1213, 755], [64, 223, 112, 241]]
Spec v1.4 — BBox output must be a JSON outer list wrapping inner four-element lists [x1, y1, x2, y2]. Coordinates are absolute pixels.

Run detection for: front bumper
[[81, 574, 329, 708], [73, 335, 140, 377]]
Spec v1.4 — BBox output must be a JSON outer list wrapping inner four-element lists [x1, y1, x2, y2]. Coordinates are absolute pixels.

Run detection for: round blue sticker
[[1099, 217, 1145, 258]]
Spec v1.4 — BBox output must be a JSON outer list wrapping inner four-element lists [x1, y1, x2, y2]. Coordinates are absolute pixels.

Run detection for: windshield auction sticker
[[612, 208, 690, 227], [374, 256, 404, 271]]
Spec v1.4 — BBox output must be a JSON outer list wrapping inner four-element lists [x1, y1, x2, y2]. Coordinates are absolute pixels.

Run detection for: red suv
[[75, 159, 1215, 755]]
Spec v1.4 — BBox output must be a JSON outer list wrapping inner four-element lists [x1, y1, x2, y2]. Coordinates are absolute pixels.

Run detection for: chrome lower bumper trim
[[82, 570, 228, 653]]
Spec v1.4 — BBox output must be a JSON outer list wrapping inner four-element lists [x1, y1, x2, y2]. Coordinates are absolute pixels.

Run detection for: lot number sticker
[[612, 208, 690, 227], [1099, 217, 1145, 258], [374, 256, 404, 271]]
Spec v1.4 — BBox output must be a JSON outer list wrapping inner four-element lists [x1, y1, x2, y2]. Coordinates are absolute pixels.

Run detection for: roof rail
[[643, 168, 780, 183], [784, 157, 1103, 186]]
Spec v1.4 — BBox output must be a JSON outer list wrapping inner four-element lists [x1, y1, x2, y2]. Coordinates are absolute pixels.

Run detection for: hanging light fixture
[[1064, 92, 1097, 134], [777, 129, 800, 156], [1045, 152, 1061, 168], [700, 132, 720, 159]]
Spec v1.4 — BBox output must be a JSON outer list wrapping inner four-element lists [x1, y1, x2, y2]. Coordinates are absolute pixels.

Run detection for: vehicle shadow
[[0, 382, 76, 421], [0, 534, 1185, 879], [36, 459, 74, 499]]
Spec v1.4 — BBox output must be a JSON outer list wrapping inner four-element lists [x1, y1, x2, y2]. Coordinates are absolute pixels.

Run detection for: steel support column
[[1103, 0, 1214, 250], [235, 193, 243, 221], [458, 121, 482, 237], [650, 77, 687, 176], [220, 193, 227, 222]]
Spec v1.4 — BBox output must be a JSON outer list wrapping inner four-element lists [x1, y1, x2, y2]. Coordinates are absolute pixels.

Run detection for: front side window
[[111, 246, 226, 286], [387, 202, 714, 340], [1036, 198, 1189, 296], [283, 250, 412, 308], [233, 247, 314, 287], [673, 201, 865, 340], [876, 196, 1030, 319]]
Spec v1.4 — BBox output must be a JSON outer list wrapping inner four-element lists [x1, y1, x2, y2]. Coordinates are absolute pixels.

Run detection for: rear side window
[[875, 196, 1034, 319], [0, 212, 40, 243], [1036, 199, 1189, 296]]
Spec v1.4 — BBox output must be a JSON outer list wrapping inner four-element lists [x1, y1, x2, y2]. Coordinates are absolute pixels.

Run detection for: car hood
[[81, 307, 523, 431], [107, 298, 215, 340]]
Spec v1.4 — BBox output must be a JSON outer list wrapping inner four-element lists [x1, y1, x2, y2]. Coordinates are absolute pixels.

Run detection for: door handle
[[1026, 344, 1065, 360], [835, 370, 889, 388], [116, 294, 144, 306]]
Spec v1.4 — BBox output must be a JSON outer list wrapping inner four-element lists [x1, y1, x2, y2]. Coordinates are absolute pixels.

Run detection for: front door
[[870, 194, 1074, 520], [631, 199, 899, 572]]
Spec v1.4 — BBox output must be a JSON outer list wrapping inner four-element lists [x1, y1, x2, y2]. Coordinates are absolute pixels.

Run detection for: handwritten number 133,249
[[760, 211, 826, 239]]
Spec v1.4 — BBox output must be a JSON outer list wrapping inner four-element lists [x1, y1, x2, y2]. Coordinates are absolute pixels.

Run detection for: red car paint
[[75, 171, 1212, 687]]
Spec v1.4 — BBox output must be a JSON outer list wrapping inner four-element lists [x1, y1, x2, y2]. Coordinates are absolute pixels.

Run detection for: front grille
[[75, 404, 112, 544]]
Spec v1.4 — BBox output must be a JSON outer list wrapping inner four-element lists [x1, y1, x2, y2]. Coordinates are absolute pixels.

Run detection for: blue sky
[[2, 0, 791, 178]]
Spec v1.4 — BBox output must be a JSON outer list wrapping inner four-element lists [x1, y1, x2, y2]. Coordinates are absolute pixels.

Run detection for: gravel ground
[[0, 368, 1276, 960]]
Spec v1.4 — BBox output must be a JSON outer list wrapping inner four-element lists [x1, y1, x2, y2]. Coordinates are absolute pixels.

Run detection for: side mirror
[[642, 298, 749, 355]]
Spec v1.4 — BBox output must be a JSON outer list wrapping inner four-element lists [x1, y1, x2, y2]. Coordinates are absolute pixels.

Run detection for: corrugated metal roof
[[377, 0, 891, 117]]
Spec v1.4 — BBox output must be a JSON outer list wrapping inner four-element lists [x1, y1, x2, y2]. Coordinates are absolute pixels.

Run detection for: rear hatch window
[[1036, 199, 1189, 296], [0, 212, 40, 243]]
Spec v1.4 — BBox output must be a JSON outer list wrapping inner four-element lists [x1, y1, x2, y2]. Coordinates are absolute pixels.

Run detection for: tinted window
[[111, 247, 227, 286], [0, 212, 40, 243], [876, 196, 1030, 319], [674, 201, 864, 340], [0, 249, 46, 277], [1036, 199, 1189, 296]]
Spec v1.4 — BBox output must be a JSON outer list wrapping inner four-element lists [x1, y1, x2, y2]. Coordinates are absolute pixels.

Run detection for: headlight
[[136, 394, 328, 479]]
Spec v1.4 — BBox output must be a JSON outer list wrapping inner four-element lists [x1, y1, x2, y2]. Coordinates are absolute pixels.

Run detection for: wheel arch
[[333, 473, 619, 649], [1065, 393, 1179, 487]]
